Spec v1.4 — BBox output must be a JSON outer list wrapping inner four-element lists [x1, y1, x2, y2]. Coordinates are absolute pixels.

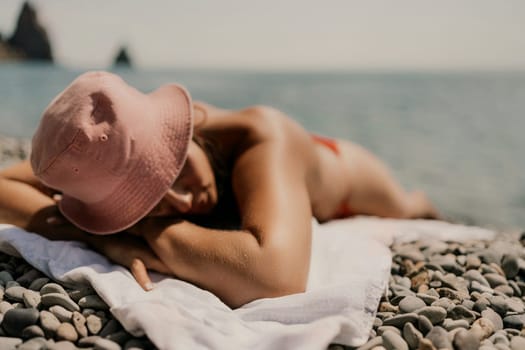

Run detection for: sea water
[[0, 63, 524, 230]]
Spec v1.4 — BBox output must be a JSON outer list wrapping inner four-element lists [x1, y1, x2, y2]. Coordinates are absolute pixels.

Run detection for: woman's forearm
[[0, 176, 54, 226], [141, 220, 306, 308]]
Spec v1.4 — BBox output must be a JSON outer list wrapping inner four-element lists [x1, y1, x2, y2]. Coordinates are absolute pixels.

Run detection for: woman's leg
[[337, 140, 439, 219]]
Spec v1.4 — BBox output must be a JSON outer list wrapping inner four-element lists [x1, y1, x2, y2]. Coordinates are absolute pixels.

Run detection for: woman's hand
[[26, 205, 172, 291], [92, 233, 172, 291]]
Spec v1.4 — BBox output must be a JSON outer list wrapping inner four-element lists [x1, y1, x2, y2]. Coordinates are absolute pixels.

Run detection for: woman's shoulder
[[194, 101, 292, 143]]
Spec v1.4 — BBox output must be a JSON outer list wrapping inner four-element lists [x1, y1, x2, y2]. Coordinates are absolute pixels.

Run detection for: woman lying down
[[0, 71, 438, 308]]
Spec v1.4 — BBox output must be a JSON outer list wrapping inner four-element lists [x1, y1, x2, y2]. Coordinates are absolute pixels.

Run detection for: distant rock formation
[[113, 46, 132, 67], [1, 1, 53, 61]]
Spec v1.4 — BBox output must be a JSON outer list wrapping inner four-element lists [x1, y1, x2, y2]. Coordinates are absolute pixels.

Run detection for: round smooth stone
[[5, 285, 27, 302], [464, 270, 490, 286], [94, 338, 124, 350], [49, 305, 73, 322], [40, 293, 80, 312], [78, 294, 109, 310], [417, 315, 434, 335], [2, 308, 40, 337], [0, 300, 14, 313], [21, 324, 45, 339], [17, 337, 49, 350], [15, 269, 43, 287], [23, 290, 41, 308], [72, 311, 88, 338], [399, 296, 426, 314], [402, 322, 422, 350], [0, 270, 14, 284], [416, 293, 438, 305], [501, 254, 519, 279], [56, 322, 78, 342], [382, 330, 408, 350], [51, 341, 78, 350], [510, 336, 525, 350], [28, 277, 50, 292], [376, 326, 401, 336], [505, 298, 525, 313], [431, 298, 455, 311], [87, 314, 103, 335], [448, 305, 477, 323], [442, 318, 469, 331], [425, 326, 452, 349], [40, 310, 61, 335], [99, 319, 121, 337], [69, 286, 96, 302], [484, 274, 508, 288], [482, 308, 503, 331], [415, 306, 447, 325], [78, 335, 104, 346], [40, 283, 69, 297], [503, 314, 525, 329], [453, 328, 481, 350], [0, 336, 22, 349], [489, 296, 508, 316]]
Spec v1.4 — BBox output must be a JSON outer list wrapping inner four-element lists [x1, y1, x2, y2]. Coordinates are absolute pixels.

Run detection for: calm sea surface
[[1, 63, 524, 230]]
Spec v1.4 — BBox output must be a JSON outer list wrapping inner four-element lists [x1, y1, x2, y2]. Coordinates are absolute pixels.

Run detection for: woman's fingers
[[130, 258, 154, 291]]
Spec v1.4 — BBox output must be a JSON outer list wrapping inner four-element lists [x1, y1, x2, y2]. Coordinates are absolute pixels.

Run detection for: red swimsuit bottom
[[311, 134, 354, 218]]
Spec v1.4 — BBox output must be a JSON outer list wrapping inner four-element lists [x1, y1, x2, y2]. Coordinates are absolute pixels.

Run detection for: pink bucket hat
[[31, 71, 193, 234]]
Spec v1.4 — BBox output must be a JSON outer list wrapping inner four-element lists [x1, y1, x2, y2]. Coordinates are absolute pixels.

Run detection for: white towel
[[0, 218, 494, 350]]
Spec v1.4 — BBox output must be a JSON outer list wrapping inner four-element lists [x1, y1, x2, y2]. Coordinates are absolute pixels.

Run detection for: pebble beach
[[3, 135, 525, 350]]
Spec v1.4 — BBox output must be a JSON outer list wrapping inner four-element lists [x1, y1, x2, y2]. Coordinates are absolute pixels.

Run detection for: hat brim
[[59, 84, 193, 234]]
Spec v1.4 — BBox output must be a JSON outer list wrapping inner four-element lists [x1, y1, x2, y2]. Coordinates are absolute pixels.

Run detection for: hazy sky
[[1, 0, 524, 70]]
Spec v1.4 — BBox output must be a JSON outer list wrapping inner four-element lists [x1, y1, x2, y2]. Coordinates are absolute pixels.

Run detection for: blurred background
[[0, 0, 524, 230]]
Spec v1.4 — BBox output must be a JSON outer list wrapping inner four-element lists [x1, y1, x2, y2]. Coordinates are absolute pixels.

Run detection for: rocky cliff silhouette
[[0, 1, 53, 61]]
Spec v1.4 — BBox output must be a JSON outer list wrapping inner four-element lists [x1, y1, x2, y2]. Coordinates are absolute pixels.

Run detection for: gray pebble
[[489, 296, 508, 316], [23, 290, 41, 308], [2, 308, 40, 337], [464, 270, 490, 286], [472, 280, 495, 294], [431, 297, 455, 311], [485, 273, 508, 288], [443, 318, 470, 330], [402, 322, 422, 350], [87, 314, 104, 335], [453, 328, 481, 350], [49, 305, 73, 322], [376, 326, 401, 336], [21, 324, 45, 339], [356, 336, 382, 350], [93, 338, 123, 350], [417, 315, 434, 335], [399, 296, 426, 313], [415, 306, 447, 325], [501, 254, 519, 279], [382, 313, 419, 328], [0, 336, 22, 350], [0, 300, 14, 313], [28, 277, 49, 291], [56, 322, 78, 342], [78, 294, 109, 310], [69, 286, 96, 302], [5, 285, 27, 301], [506, 298, 525, 313], [17, 337, 50, 350], [40, 283, 69, 297], [0, 271, 14, 284], [448, 305, 478, 323], [78, 335, 104, 346], [415, 293, 438, 305], [40, 310, 61, 335], [503, 314, 525, 329], [510, 336, 525, 350], [382, 330, 408, 350], [425, 326, 452, 349], [49, 341, 78, 350], [99, 319, 122, 337], [482, 308, 503, 330], [495, 285, 514, 297], [15, 269, 43, 287], [41, 293, 80, 312], [72, 311, 88, 338]]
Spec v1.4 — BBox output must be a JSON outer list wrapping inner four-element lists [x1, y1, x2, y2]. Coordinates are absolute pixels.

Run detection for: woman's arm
[[139, 111, 316, 308], [0, 161, 170, 289]]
